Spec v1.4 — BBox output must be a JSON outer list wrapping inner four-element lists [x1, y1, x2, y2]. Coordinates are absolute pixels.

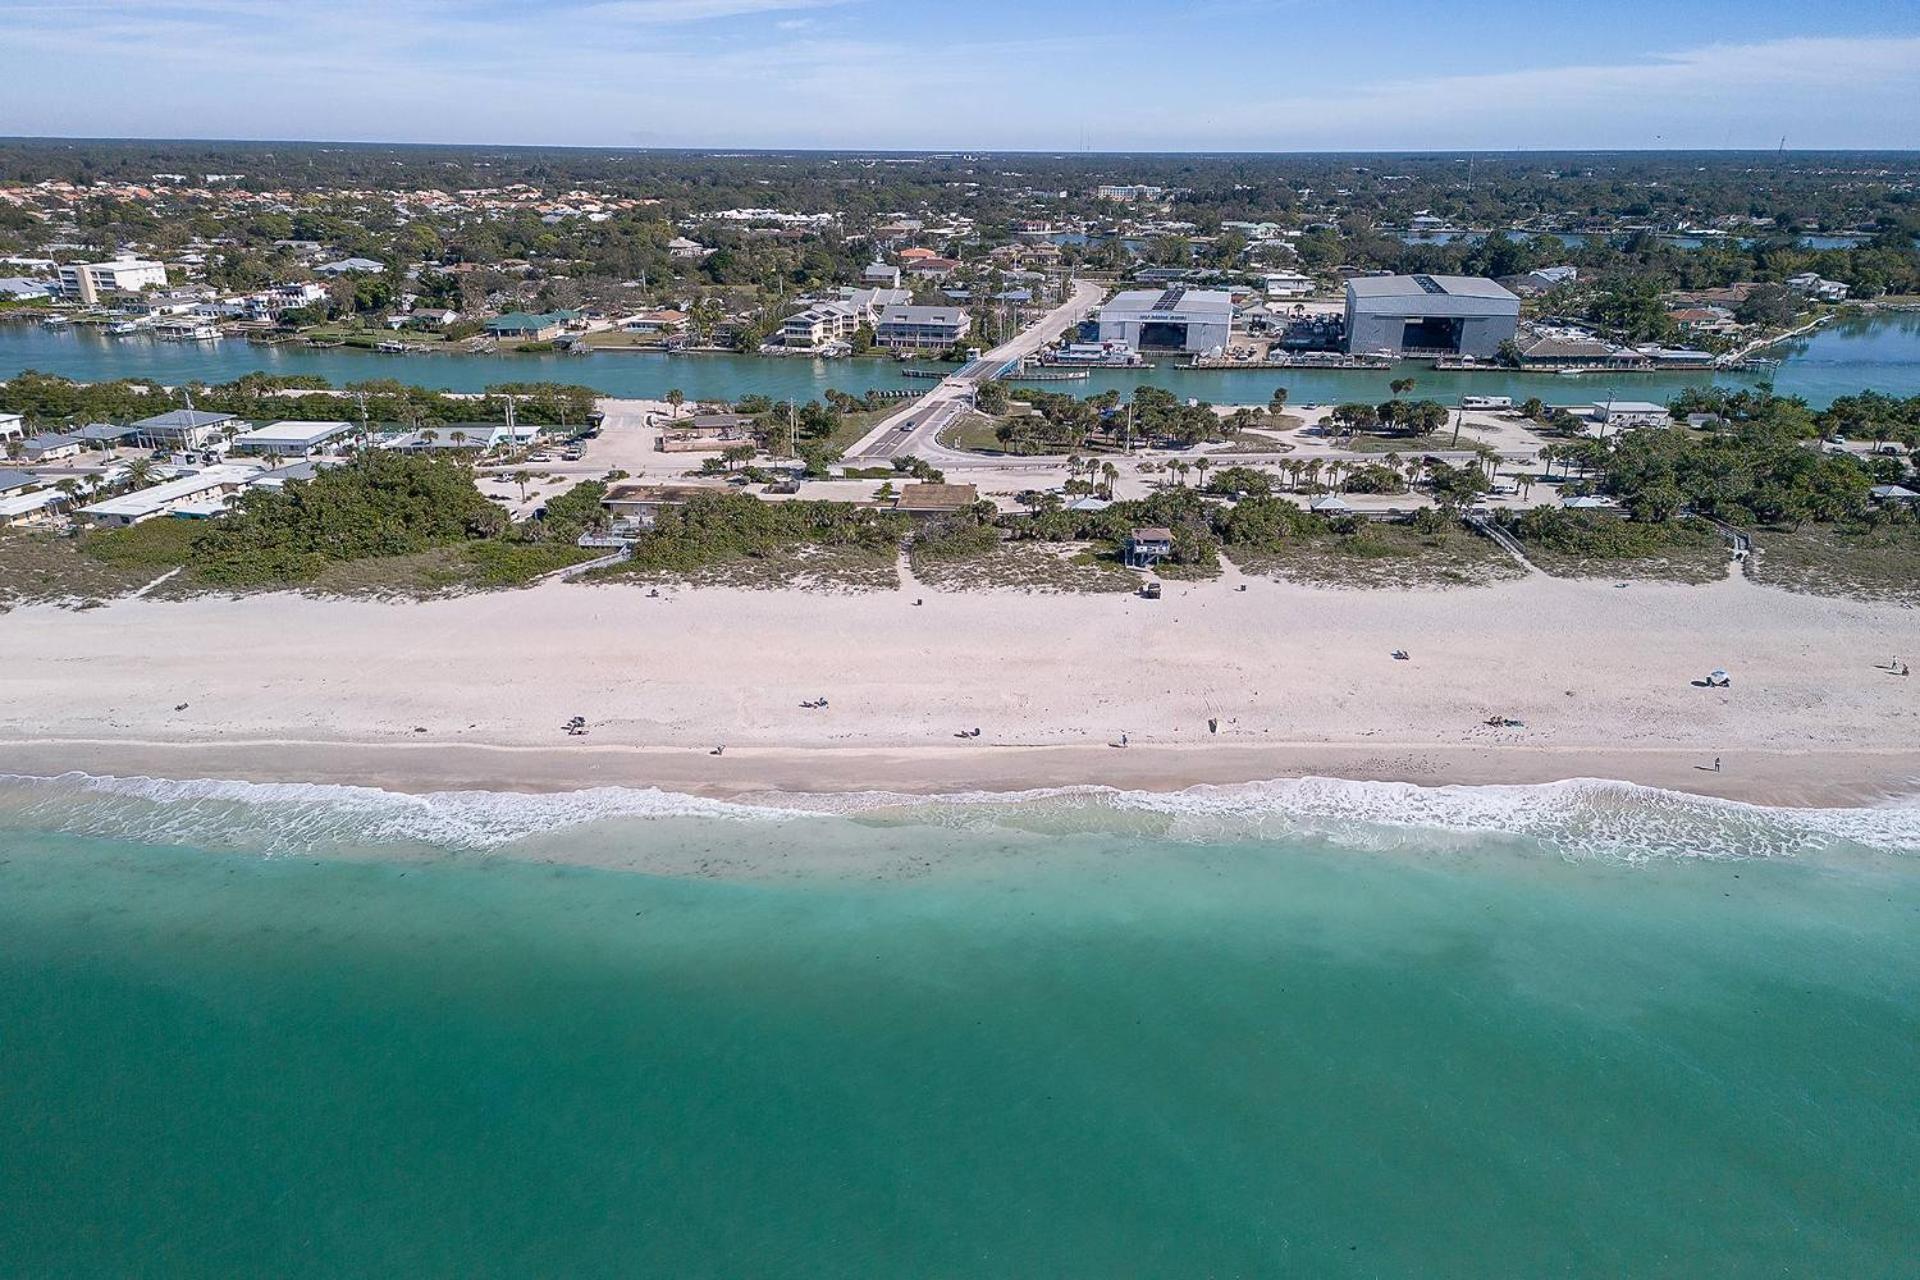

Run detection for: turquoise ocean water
[[1, 774, 1915, 1277]]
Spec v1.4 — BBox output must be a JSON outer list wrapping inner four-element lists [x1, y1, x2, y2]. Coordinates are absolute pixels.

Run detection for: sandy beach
[[1, 569, 1916, 807]]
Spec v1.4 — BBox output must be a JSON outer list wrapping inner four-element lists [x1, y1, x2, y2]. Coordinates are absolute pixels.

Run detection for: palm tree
[[1066, 452, 1084, 482], [448, 430, 467, 451], [53, 478, 81, 513], [125, 457, 154, 489], [1100, 461, 1118, 500], [1170, 459, 1191, 487], [665, 389, 686, 419], [513, 470, 532, 502], [1193, 456, 1212, 489], [1382, 451, 1404, 491], [1390, 377, 1416, 398]]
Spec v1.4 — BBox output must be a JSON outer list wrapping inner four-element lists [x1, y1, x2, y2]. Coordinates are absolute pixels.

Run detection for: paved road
[[846, 278, 1105, 461], [858, 399, 969, 461]]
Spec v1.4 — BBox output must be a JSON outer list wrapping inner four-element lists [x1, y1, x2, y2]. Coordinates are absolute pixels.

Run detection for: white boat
[[107, 321, 147, 336], [41, 314, 72, 327], [154, 320, 221, 341], [1041, 341, 1147, 368]]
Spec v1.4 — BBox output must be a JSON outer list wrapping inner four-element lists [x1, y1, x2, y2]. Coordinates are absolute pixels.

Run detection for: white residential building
[[230, 421, 357, 457], [1785, 272, 1850, 302], [1591, 401, 1670, 431], [57, 259, 169, 305], [1262, 271, 1316, 298], [132, 409, 239, 451], [78, 465, 259, 527], [0, 412, 24, 442]]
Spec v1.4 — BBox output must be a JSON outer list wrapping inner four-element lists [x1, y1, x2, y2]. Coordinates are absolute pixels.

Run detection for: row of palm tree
[[1063, 453, 1120, 499]]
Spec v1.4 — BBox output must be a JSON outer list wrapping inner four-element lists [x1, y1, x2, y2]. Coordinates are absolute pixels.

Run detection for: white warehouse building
[[1344, 275, 1519, 359], [1094, 287, 1234, 353]]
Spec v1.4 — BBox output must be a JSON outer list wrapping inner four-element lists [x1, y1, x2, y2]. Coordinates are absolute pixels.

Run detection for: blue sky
[[3, 0, 1918, 151]]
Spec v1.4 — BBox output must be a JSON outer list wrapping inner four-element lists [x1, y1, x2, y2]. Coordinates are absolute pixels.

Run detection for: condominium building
[[874, 304, 972, 351], [57, 259, 169, 305]]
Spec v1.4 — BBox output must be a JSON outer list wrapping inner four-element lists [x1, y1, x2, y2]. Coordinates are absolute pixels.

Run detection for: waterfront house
[[1125, 527, 1174, 568], [622, 309, 689, 336], [601, 483, 725, 527], [874, 304, 972, 351], [0, 412, 24, 443], [782, 300, 865, 348], [485, 311, 575, 342], [1786, 272, 1849, 302]]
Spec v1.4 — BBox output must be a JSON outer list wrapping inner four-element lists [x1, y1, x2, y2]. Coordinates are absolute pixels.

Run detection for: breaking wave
[[0, 771, 1916, 863]]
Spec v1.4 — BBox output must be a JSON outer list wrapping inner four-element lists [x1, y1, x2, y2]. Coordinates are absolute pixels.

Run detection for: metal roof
[[1099, 289, 1234, 322], [1345, 275, 1518, 303], [233, 420, 355, 447], [132, 409, 236, 429]]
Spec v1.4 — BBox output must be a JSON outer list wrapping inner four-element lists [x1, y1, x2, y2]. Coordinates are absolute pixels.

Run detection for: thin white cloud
[[0, 8, 1915, 150], [1227, 35, 1920, 149]]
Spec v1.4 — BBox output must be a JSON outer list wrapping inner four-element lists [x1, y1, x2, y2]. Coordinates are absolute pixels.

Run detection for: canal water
[[4, 312, 1918, 409]]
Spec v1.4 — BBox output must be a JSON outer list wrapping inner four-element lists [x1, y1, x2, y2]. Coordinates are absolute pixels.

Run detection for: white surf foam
[[0, 770, 1915, 862]]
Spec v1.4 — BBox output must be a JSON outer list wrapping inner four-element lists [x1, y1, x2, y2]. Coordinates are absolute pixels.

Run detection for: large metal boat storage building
[[1344, 275, 1519, 359], [1095, 287, 1234, 353]]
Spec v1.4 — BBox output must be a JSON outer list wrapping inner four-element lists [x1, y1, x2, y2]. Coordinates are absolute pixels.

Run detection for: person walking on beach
[[1714, 757, 1722, 773]]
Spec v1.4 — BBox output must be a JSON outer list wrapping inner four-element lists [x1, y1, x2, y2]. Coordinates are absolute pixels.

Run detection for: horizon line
[[5, 134, 1920, 160]]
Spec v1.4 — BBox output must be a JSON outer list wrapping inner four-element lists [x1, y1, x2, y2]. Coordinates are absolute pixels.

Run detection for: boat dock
[[1184, 353, 1392, 370]]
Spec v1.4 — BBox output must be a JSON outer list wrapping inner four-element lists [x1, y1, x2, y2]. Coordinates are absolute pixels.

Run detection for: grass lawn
[[935, 412, 1013, 454], [1229, 522, 1526, 589], [1745, 523, 1920, 604], [575, 331, 671, 350], [823, 408, 897, 455], [298, 324, 452, 350], [910, 539, 1138, 593]]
